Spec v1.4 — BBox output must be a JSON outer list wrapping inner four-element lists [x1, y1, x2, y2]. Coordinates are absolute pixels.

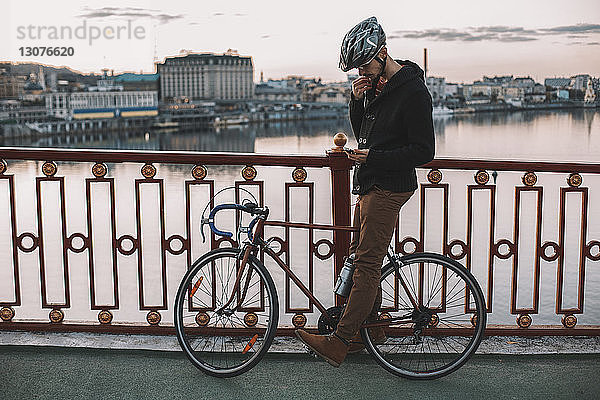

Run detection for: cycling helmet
[[339, 16, 386, 72]]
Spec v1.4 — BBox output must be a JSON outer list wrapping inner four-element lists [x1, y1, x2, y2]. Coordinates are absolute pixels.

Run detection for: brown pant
[[335, 186, 414, 341]]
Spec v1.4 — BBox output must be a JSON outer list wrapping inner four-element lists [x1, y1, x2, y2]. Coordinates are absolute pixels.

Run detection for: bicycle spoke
[[366, 254, 485, 379], [426, 262, 441, 307], [175, 248, 278, 377]]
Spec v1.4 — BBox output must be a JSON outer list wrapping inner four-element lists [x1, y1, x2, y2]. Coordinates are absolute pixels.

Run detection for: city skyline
[[2, 0, 599, 83]]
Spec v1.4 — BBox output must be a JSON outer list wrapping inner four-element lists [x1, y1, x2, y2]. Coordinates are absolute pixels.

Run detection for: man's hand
[[352, 77, 371, 100], [348, 148, 369, 163]]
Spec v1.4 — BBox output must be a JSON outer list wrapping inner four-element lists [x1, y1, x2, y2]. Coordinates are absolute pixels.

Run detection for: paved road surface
[[2, 345, 599, 399]]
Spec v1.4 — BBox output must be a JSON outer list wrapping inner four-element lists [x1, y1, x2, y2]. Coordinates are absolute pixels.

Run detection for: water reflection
[[1, 110, 598, 162]]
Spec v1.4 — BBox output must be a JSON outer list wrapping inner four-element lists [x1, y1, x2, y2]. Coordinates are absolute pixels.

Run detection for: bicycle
[[174, 201, 487, 379]]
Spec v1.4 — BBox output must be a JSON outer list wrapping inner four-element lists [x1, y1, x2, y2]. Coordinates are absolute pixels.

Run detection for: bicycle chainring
[[317, 305, 346, 335]]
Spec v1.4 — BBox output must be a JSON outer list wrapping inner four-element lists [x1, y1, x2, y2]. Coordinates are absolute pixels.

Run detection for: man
[[296, 16, 435, 367]]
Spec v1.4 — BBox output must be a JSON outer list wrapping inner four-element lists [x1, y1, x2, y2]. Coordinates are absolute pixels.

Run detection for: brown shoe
[[295, 329, 349, 367], [348, 327, 387, 354]]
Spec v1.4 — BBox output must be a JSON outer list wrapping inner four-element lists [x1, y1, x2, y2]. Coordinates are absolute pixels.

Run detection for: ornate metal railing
[[0, 136, 599, 336]]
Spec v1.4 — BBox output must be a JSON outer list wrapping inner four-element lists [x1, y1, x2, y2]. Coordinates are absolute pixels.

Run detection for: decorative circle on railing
[[561, 314, 577, 329], [98, 310, 113, 324], [540, 242, 561, 262], [215, 237, 237, 249], [494, 239, 515, 259], [427, 169, 442, 184], [141, 163, 157, 179], [0, 159, 7, 175], [585, 241, 600, 261], [0, 307, 15, 321], [292, 313, 307, 328], [292, 167, 307, 182], [567, 173, 582, 187], [521, 171, 537, 186], [146, 311, 161, 325], [447, 240, 467, 260], [116, 235, 137, 256], [196, 312, 210, 327], [428, 313, 439, 328], [399, 237, 419, 255], [92, 163, 108, 178], [17, 232, 38, 253], [265, 236, 286, 257], [517, 314, 532, 328], [191, 164, 207, 180], [241, 165, 257, 181], [67, 233, 89, 253], [49, 309, 64, 323], [166, 235, 187, 255], [244, 312, 258, 327], [313, 239, 334, 260], [474, 170, 489, 185], [470, 314, 478, 327], [42, 161, 58, 177]]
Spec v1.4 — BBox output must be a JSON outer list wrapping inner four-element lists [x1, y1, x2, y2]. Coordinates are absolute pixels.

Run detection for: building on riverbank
[[0, 101, 47, 123], [156, 49, 254, 102], [254, 85, 300, 102], [46, 90, 158, 120], [45, 70, 158, 120]]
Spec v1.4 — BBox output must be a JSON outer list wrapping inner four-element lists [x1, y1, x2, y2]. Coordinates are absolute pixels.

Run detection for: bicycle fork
[[214, 243, 256, 315], [215, 217, 266, 314]]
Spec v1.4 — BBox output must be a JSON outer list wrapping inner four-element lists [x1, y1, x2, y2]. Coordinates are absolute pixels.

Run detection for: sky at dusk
[[2, 0, 599, 83]]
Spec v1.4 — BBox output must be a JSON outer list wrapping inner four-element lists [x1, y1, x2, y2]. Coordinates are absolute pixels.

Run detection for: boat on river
[[213, 115, 250, 127]]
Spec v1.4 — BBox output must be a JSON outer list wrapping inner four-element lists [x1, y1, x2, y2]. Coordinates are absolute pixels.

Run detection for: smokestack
[[423, 48, 428, 78]]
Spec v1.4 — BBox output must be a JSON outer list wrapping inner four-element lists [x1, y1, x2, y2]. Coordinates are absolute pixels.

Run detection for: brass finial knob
[[332, 132, 347, 151]]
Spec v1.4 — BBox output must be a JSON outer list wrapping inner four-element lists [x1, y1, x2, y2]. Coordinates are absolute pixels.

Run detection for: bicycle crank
[[317, 305, 346, 334]]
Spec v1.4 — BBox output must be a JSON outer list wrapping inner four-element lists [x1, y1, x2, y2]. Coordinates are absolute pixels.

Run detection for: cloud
[[391, 28, 536, 42], [588, 42, 600, 45], [211, 12, 247, 17], [471, 26, 539, 35], [539, 23, 600, 34], [77, 7, 183, 24], [260, 35, 271, 39], [496, 35, 538, 42], [390, 23, 600, 44]]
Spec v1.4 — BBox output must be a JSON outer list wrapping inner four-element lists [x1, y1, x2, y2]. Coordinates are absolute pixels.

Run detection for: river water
[[1, 109, 599, 327], [3, 109, 600, 162]]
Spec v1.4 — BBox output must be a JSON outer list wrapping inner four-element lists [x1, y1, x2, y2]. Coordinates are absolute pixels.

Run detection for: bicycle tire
[[362, 252, 486, 379], [174, 247, 279, 377]]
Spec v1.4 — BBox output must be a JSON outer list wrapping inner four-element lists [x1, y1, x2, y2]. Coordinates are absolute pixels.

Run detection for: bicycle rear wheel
[[363, 252, 486, 379], [174, 247, 279, 377]]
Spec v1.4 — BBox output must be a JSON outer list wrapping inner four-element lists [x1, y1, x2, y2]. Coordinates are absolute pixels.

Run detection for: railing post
[[328, 133, 354, 307]]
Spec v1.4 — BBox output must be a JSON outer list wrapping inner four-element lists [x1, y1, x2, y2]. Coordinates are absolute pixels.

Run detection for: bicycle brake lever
[[200, 218, 211, 243]]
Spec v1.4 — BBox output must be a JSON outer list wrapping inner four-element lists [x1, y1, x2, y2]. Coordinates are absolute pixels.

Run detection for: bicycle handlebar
[[201, 202, 268, 242]]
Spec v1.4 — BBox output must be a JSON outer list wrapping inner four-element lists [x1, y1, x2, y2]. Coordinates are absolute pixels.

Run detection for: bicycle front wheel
[[363, 252, 486, 379], [174, 247, 279, 377]]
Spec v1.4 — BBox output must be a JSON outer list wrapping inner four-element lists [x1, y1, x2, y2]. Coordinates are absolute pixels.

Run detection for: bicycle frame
[[217, 215, 421, 330]]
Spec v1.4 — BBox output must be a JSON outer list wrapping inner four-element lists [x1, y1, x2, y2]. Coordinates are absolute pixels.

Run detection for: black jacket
[[349, 59, 435, 195]]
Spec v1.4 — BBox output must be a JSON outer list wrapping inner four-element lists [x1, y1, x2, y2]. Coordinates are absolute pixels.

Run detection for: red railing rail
[[0, 137, 599, 336]]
